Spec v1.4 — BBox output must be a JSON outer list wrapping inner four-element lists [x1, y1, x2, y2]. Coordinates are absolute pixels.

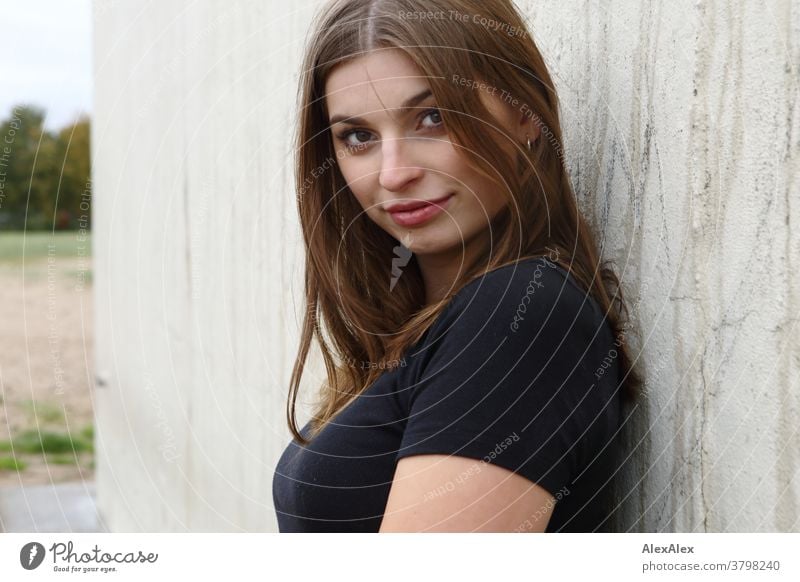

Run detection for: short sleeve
[[395, 258, 620, 497]]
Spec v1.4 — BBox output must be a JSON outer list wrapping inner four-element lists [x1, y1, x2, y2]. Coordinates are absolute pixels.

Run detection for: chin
[[404, 231, 464, 256]]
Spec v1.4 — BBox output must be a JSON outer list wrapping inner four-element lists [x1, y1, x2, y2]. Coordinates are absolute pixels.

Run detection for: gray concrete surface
[[0, 481, 107, 533]]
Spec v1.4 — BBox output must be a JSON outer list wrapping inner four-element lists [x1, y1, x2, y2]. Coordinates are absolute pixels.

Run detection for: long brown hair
[[289, 0, 641, 445]]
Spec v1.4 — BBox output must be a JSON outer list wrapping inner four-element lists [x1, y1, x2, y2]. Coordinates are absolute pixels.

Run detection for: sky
[[0, 0, 92, 131]]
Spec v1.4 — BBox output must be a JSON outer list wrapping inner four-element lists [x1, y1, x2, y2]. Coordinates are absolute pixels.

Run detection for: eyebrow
[[328, 88, 434, 126]]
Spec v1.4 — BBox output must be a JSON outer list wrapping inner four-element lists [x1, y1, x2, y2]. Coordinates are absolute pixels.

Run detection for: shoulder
[[399, 258, 622, 504], [413, 255, 618, 391], [443, 256, 605, 340]]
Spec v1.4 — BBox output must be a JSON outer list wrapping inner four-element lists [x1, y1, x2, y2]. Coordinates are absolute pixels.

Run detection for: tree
[[0, 105, 91, 230], [56, 115, 92, 229]]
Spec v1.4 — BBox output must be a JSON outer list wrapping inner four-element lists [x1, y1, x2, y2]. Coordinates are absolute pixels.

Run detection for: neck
[[417, 229, 490, 307]]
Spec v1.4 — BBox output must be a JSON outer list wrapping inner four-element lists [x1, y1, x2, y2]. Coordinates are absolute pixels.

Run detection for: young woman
[[273, 0, 640, 532]]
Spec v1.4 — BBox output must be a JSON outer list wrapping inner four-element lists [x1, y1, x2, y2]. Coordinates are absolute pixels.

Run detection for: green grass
[[9, 429, 93, 455], [0, 231, 91, 263], [0, 456, 26, 471], [79, 424, 93, 442], [0, 421, 95, 474], [45, 453, 78, 465]]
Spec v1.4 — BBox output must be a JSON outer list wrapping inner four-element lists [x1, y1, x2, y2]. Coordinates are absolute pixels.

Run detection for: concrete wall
[[92, 0, 319, 531], [521, 0, 800, 532], [92, 0, 800, 532]]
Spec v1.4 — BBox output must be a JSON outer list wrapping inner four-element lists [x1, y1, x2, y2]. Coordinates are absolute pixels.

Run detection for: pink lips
[[386, 193, 454, 227]]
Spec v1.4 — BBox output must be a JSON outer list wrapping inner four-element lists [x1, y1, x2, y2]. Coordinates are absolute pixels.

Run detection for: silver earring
[[526, 135, 532, 151]]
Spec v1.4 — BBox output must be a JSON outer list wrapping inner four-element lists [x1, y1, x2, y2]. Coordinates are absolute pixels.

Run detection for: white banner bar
[[1, 533, 797, 581]]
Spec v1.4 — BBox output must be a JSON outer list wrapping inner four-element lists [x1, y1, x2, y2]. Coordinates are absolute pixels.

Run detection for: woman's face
[[324, 48, 526, 259]]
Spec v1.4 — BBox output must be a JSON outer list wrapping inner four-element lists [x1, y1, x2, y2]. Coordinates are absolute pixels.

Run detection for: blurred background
[[0, 0, 96, 531]]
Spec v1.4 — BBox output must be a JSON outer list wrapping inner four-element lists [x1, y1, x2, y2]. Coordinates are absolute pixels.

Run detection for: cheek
[[441, 152, 506, 215], [337, 158, 375, 208], [473, 183, 508, 215]]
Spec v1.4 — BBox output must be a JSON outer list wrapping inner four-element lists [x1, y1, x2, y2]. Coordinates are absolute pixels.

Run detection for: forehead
[[324, 49, 431, 114]]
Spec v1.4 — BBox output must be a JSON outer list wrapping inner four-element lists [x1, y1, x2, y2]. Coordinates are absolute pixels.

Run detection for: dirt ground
[[0, 253, 94, 487]]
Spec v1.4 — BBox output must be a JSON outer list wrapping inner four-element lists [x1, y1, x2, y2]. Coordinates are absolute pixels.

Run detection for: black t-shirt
[[272, 256, 623, 532]]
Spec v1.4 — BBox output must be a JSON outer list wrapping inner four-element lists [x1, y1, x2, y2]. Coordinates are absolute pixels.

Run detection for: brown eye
[[353, 130, 371, 142], [420, 108, 443, 128], [340, 129, 373, 149]]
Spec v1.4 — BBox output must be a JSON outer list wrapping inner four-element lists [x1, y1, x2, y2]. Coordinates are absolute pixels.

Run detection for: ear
[[517, 106, 541, 145]]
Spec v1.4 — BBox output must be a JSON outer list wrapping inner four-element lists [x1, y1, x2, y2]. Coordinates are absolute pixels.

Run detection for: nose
[[378, 136, 424, 192]]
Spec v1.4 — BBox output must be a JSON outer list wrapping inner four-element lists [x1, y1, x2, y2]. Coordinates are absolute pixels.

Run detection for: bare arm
[[379, 454, 556, 532]]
